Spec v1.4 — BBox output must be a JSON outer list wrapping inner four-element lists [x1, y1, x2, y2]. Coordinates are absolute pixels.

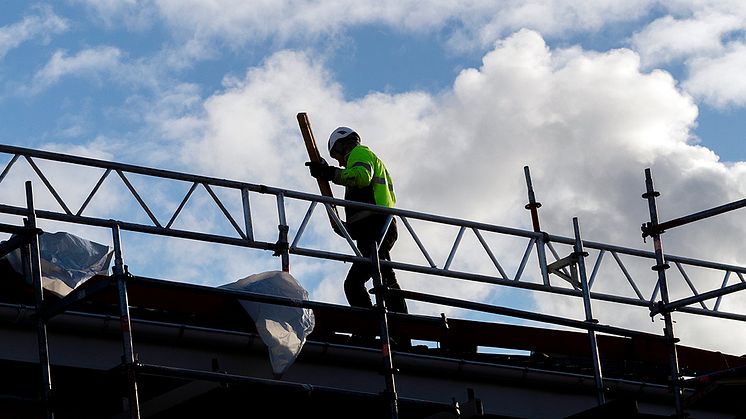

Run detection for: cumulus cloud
[[68, 1, 746, 109], [66, 0, 746, 112], [629, 5, 746, 107], [7, 1, 744, 354], [631, 12, 742, 67], [148, 29, 746, 354], [684, 42, 746, 108], [179, 50, 345, 186]]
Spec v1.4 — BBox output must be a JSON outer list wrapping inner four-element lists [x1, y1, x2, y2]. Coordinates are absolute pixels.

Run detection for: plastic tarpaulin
[[3, 231, 113, 297], [220, 271, 315, 377]]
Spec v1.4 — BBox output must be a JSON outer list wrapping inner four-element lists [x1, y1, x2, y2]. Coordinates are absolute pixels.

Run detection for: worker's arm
[[333, 147, 374, 188], [335, 162, 372, 188], [306, 158, 372, 188]]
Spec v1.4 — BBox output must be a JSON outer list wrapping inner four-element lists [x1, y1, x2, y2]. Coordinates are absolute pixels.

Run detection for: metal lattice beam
[[1, 143, 745, 324]]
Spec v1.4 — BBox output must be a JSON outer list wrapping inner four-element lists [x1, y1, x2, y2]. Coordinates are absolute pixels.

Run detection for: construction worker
[[306, 127, 408, 315]]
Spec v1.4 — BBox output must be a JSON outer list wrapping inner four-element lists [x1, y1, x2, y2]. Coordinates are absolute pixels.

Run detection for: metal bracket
[[649, 301, 666, 318], [273, 224, 289, 257], [546, 251, 588, 289], [641, 221, 665, 239]]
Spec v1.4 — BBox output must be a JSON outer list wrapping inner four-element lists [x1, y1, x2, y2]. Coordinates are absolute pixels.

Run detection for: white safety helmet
[[328, 126, 356, 154]]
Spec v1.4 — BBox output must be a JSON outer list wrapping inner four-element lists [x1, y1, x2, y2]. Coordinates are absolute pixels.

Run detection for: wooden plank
[[297, 112, 341, 231], [297, 112, 334, 198]]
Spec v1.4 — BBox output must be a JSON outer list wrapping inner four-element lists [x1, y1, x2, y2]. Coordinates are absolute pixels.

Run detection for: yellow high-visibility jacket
[[333, 145, 395, 224]]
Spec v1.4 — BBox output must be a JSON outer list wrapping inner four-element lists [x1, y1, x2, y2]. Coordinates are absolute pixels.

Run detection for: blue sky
[[2, 3, 743, 162], [2, 2, 746, 353]]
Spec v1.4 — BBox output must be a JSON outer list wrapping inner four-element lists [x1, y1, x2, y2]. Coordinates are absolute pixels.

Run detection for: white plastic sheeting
[[3, 231, 113, 297], [220, 271, 315, 377]]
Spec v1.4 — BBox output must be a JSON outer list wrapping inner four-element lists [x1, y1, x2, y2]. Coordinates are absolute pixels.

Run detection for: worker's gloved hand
[[305, 159, 337, 181]]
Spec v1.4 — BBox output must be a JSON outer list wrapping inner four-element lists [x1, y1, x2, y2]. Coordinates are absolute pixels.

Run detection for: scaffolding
[[1, 143, 745, 418]]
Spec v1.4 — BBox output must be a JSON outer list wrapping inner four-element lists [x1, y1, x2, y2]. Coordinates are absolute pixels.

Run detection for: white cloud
[[154, 0, 452, 44], [22, 45, 166, 97], [178, 50, 347, 186], [30, 46, 124, 93], [72, 0, 156, 30], [12, 2, 744, 353], [54, 1, 746, 111], [145, 83, 205, 139], [143, 29, 746, 354], [453, 0, 652, 51], [628, 4, 746, 107], [75, 1, 654, 52], [684, 42, 746, 108], [0, 138, 123, 234], [0, 5, 68, 60], [631, 12, 742, 67], [39, 137, 117, 161], [66, 1, 746, 110]]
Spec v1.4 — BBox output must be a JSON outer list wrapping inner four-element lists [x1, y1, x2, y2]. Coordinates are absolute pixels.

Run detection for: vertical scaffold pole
[[25, 181, 54, 419], [112, 224, 141, 419], [371, 217, 398, 419], [276, 192, 290, 272], [524, 166, 542, 232], [524, 166, 549, 285], [573, 217, 605, 405], [642, 168, 683, 417]]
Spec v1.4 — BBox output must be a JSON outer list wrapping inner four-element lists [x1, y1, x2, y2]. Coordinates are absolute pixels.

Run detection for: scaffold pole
[[642, 168, 683, 417], [112, 224, 141, 419], [573, 217, 605, 405], [524, 166, 550, 285], [25, 181, 54, 419], [371, 216, 399, 419]]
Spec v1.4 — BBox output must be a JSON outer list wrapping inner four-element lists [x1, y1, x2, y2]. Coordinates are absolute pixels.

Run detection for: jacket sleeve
[[333, 150, 373, 188]]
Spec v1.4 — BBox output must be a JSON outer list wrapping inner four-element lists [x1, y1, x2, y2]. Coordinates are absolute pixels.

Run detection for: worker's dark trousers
[[344, 217, 408, 314]]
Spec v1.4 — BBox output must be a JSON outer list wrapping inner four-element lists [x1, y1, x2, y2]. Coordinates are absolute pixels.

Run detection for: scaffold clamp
[[641, 222, 664, 239], [273, 224, 289, 257]]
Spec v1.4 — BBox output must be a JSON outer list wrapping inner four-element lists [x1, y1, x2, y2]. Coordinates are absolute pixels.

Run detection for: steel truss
[[1, 144, 745, 418]]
